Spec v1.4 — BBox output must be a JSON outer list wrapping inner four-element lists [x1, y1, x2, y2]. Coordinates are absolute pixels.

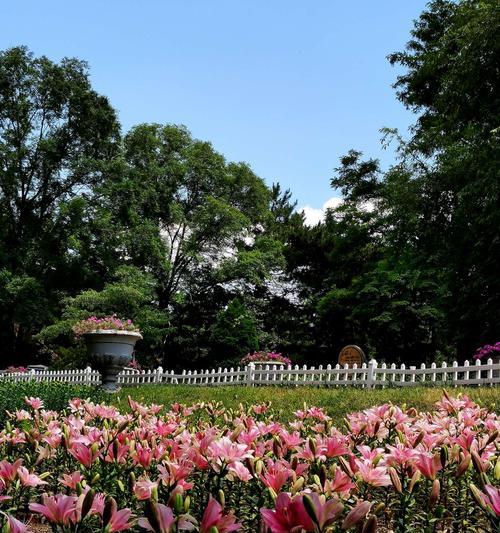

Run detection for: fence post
[[367, 359, 377, 389], [155, 366, 163, 384], [85, 366, 92, 385], [246, 363, 255, 387]]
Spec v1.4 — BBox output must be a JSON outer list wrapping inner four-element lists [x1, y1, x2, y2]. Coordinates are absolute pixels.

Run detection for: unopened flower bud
[[174, 493, 184, 513], [495, 458, 500, 481], [103, 496, 117, 528], [456, 454, 471, 478], [217, 490, 225, 509], [291, 477, 304, 494], [440, 446, 448, 469], [388, 467, 402, 494], [414, 431, 425, 447], [81, 488, 95, 519], [409, 470, 421, 493], [362, 515, 378, 533], [429, 479, 440, 508], [184, 495, 191, 512], [319, 465, 327, 487], [303, 494, 318, 525]]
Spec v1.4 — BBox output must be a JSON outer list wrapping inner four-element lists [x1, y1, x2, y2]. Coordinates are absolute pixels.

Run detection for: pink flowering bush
[[73, 316, 140, 336], [474, 341, 500, 360], [4, 367, 27, 374], [240, 351, 292, 366], [0, 391, 498, 532]]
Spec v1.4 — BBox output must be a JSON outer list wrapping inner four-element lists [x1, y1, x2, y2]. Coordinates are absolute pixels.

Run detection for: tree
[[0, 46, 120, 362]]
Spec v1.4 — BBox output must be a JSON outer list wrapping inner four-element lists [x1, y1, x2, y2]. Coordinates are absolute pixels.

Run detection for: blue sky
[[1, 1, 426, 218]]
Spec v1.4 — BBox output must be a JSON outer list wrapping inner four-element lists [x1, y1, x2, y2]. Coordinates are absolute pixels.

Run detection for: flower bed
[[0, 392, 498, 532]]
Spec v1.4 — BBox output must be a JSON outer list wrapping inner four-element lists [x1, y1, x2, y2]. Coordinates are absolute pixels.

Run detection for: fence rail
[[1, 359, 499, 388]]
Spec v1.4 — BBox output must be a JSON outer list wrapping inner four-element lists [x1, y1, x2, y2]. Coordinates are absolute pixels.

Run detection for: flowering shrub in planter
[[72, 316, 140, 336], [240, 351, 292, 366], [0, 391, 498, 532]]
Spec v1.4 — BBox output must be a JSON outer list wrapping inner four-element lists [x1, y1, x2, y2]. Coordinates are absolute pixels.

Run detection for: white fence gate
[[1, 359, 499, 388]]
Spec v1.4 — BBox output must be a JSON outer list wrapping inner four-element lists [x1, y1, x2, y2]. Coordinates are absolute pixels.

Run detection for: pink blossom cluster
[[4, 367, 27, 374], [0, 391, 498, 532], [72, 315, 140, 336], [240, 351, 292, 365], [474, 341, 500, 360]]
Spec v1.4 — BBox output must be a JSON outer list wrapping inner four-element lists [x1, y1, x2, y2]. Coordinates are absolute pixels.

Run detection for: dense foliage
[[0, 381, 107, 425], [0, 0, 499, 368], [0, 392, 499, 532]]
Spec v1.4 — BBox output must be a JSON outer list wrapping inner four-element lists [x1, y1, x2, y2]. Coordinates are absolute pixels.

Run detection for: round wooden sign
[[338, 345, 366, 367]]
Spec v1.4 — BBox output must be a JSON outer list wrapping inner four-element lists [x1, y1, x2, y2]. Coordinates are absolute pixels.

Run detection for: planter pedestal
[[84, 330, 142, 392]]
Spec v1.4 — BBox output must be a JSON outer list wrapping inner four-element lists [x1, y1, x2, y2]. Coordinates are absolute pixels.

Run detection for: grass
[[113, 385, 499, 422]]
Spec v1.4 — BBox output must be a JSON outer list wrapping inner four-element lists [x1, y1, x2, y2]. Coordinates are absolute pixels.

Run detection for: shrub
[[0, 381, 107, 426]]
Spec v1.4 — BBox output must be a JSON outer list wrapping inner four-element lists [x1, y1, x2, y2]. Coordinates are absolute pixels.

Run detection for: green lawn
[[114, 385, 499, 422]]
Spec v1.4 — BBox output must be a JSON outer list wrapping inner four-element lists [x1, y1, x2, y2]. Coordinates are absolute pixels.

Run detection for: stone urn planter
[[84, 330, 143, 392]]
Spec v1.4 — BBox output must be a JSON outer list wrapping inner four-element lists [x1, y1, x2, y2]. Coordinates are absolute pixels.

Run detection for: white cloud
[[300, 196, 343, 226]]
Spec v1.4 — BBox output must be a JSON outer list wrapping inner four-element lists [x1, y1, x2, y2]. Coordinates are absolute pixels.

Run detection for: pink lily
[[106, 508, 134, 532], [3, 514, 28, 533], [200, 497, 241, 533], [261, 493, 315, 533], [17, 466, 47, 487], [415, 453, 442, 480], [30, 494, 79, 526]]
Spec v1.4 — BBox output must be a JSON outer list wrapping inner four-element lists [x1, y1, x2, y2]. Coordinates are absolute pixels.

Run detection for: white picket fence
[[1, 359, 499, 388]]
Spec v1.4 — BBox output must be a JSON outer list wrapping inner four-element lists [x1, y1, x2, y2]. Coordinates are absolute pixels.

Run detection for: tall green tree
[[0, 47, 120, 362]]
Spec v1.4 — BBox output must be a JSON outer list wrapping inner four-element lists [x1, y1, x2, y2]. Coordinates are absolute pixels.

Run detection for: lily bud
[[429, 479, 440, 508], [409, 470, 421, 493], [245, 458, 255, 477], [291, 477, 304, 494], [76, 482, 83, 496], [184, 495, 191, 512], [208, 527, 219, 533], [81, 488, 95, 519], [312, 474, 321, 487], [91, 473, 100, 484], [361, 515, 378, 533], [174, 493, 184, 514], [217, 490, 225, 509], [255, 459, 264, 475], [308, 437, 317, 456], [303, 494, 318, 525], [470, 483, 487, 511], [485, 430, 498, 447], [414, 431, 425, 447], [103, 496, 117, 528], [471, 450, 485, 473], [372, 502, 385, 515], [456, 454, 471, 478], [128, 472, 136, 492], [388, 467, 402, 494], [272, 437, 282, 458], [494, 458, 500, 480], [319, 464, 327, 486], [117, 479, 125, 492], [440, 446, 448, 469]]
